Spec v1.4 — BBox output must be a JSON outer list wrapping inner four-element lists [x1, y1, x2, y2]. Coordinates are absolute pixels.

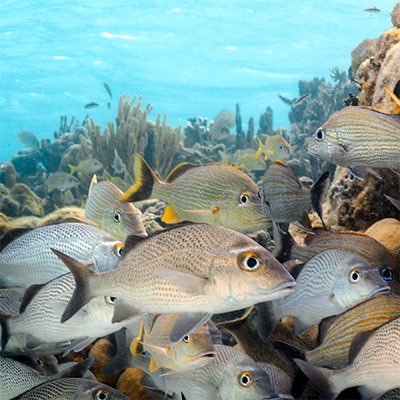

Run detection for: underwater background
[[0, 0, 397, 161]]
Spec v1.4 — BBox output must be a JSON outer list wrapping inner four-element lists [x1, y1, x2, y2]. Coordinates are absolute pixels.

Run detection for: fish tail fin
[[255, 137, 264, 158], [294, 359, 337, 399], [88, 174, 98, 197], [272, 221, 296, 262], [310, 171, 330, 227], [120, 154, 161, 202], [51, 249, 98, 323], [130, 318, 145, 356], [68, 164, 77, 175], [255, 302, 277, 342]]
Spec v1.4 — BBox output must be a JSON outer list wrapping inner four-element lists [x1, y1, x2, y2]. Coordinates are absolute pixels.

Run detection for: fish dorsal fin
[[20, 283, 47, 314], [88, 174, 98, 197], [166, 162, 199, 182], [348, 329, 376, 364], [60, 356, 94, 378], [317, 315, 338, 344], [148, 355, 159, 372], [0, 228, 32, 251]]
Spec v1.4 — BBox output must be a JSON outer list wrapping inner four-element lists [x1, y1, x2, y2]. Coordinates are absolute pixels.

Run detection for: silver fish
[[112, 149, 126, 175], [104, 82, 113, 99], [0, 223, 124, 288], [54, 223, 295, 339], [296, 317, 400, 399], [2, 273, 136, 355], [17, 131, 39, 149], [14, 377, 130, 399], [259, 249, 390, 336], [84, 102, 99, 109], [46, 172, 79, 192], [293, 93, 311, 106], [85, 175, 146, 242], [0, 355, 92, 399], [134, 344, 280, 400]]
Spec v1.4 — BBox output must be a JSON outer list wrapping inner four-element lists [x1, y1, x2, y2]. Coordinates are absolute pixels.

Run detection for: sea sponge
[[10, 184, 43, 217], [0, 162, 17, 189], [116, 368, 154, 400]]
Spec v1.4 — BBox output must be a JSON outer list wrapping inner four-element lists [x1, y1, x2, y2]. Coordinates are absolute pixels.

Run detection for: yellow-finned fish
[[130, 313, 215, 373], [120, 154, 270, 233], [85, 175, 147, 242], [218, 149, 266, 172], [68, 159, 103, 178], [255, 135, 291, 162], [308, 106, 400, 173]]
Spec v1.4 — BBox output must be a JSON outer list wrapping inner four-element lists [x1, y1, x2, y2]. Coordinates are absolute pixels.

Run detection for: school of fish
[[0, 90, 399, 399]]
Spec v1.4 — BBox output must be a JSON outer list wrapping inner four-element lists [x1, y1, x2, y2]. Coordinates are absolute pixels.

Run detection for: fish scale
[[307, 294, 400, 369], [0, 222, 123, 288], [14, 378, 130, 399], [308, 107, 400, 168]]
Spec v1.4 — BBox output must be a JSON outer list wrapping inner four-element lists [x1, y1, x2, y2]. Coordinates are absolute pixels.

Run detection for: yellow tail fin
[[255, 137, 264, 158]]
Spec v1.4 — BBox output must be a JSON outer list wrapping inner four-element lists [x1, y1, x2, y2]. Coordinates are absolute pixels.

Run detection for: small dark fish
[[278, 94, 293, 106], [104, 82, 112, 99], [17, 131, 40, 149], [107, 102, 111, 109], [84, 102, 99, 110], [293, 93, 311, 106], [364, 7, 380, 12]]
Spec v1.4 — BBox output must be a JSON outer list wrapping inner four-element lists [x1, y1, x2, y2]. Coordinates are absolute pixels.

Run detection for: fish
[[308, 107, 400, 171], [107, 101, 111, 109], [120, 154, 270, 233], [45, 172, 79, 192], [13, 377, 130, 399], [53, 223, 295, 336], [209, 109, 235, 140], [385, 194, 400, 210], [68, 158, 103, 177], [364, 6, 380, 12], [134, 344, 280, 400], [255, 135, 292, 162], [277, 228, 400, 293], [17, 131, 40, 149], [1, 273, 136, 355], [297, 294, 400, 369], [257, 249, 390, 338], [112, 149, 126, 175], [0, 355, 93, 399], [129, 313, 215, 373], [104, 82, 112, 99], [218, 149, 266, 172], [0, 288, 24, 316], [384, 85, 400, 113], [293, 93, 311, 106], [85, 175, 147, 242], [84, 102, 99, 109], [0, 222, 124, 288], [259, 161, 330, 231], [295, 317, 400, 399]]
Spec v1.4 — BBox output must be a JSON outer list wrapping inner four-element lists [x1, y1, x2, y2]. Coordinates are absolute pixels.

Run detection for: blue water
[[0, 0, 396, 162]]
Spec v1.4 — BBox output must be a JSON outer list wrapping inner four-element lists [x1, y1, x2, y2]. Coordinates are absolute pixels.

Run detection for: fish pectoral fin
[[170, 313, 212, 343], [112, 299, 140, 323], [148, 355, 160, 372], [143, 342, 170, 356], [62, 337, 96, 356], [291, 220, 315, 234], [348, 167, 382, 181], [332, 141, 348, 153], [154, 269, 208, 294], [161, 205, 182, 224]]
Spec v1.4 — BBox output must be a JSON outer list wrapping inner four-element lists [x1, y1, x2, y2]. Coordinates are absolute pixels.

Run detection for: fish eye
[[349, 269, 360, 283], [240, 253, 261, 271], [240, 193, 249, 204], [315, 129, 325, 140], [238, 371, 253, 387], [182, 334, 190, 343], [380, 268, 393, 281], [114, 210, 121, 223], [257, 190, 262, 199], [105, 296, 117, 305], [279, 145, 284, 150], [113, 243, 124, 257], [95, 389, 109, 400], [37, 358, 44, 367]]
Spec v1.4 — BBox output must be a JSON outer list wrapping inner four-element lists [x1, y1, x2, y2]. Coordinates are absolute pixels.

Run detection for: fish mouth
[[189, 351, 216, 362], [256, 281, 295, 300], [371, 285, 391, 297]]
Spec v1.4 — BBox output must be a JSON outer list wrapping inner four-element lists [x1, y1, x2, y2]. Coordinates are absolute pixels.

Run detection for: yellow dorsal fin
[[165, 162, 198, 183], [384, 86, 400, 113], [161, 205, 182, 224], [148, 355, 160, 373], [129, 318, 145, 356], [255, 137, 264, 158]]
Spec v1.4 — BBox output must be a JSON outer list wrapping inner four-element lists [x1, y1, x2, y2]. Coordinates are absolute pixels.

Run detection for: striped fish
[[259, 161, 329, 230], [306, 294, 400, 369], [85, 175, 146, 242], [283, 229, 400, 294], [130, 313, 215, 373], [308, 107, 400, 171], [120, 154, 270, 233]]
